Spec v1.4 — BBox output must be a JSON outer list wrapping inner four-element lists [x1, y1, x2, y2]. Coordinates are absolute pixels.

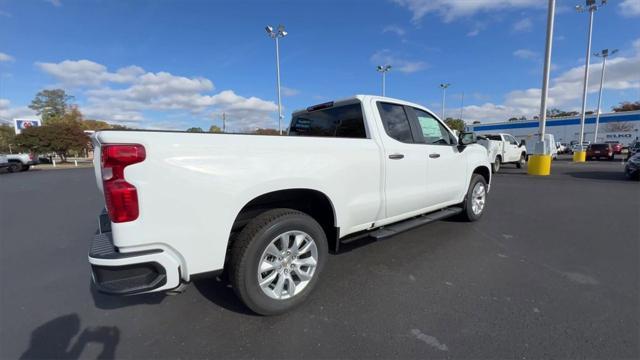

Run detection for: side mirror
[[520, 140, 525, 147], [458, 132, 476, 146]]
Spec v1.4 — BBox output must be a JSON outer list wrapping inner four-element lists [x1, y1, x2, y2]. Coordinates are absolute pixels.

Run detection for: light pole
[[592, 48, 617, 143], [265, 24, 288, 135], [528, 0, 556, 176], [440, 83, 450, 120], [575, 0, 607, 161], [376, 65, 392, 96]]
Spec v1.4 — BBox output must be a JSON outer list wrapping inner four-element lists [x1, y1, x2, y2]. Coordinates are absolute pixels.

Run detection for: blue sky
[[0, 0, 638, 131]]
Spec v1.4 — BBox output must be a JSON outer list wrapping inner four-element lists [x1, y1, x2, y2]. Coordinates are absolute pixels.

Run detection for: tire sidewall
[[464, 175, 488, 221], [237, 213, 328, 315]]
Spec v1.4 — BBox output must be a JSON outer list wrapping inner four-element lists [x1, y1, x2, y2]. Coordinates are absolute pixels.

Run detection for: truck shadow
[[20, 314, 120, 360], [192, 275, 256, 315]]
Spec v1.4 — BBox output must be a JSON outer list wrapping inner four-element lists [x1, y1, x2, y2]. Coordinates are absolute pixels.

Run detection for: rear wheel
[[459, 174, 488, 222], [492, 157, 501, 173], [20, 165, 30, 171], [229, 208, 328, 315], [7, 162, 20, 173]]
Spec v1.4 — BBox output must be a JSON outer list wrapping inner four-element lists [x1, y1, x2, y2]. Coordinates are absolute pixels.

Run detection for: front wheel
[[516, 154, 526, 168], [229, 208, 328, 315], [7, 162, 20, 173], [459, 174, 488, 222]]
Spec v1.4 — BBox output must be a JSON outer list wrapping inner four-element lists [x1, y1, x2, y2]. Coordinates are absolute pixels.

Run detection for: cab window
[[377, 102, 414, 143], [413, 109, 451, 145]]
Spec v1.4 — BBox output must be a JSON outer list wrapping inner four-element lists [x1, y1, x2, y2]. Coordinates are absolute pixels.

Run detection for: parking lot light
[[266, 24, 288, 135], [377, 65, 392, 96], [574, 0, 607, 163], [439, 83, 450, 120], [529, 0, 556, 176], [592, 49, 617, 143]]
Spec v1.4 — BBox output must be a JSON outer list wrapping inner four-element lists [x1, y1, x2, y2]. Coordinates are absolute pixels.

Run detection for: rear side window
[[289, 103, 366, 138], [377, 102, 414, 143]]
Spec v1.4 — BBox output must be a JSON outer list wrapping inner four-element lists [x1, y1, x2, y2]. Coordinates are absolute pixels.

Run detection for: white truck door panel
[[374, 102, 429, 218], [412, 109, 466, 206]]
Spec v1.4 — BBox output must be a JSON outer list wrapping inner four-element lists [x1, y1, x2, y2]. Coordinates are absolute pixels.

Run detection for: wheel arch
[[229, 188, 339, 253], [473, 165, 491, 186]]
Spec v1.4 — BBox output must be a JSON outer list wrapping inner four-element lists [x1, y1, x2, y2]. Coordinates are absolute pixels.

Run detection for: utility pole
[[592, 49, 617, 142], [440, 83, 450, 120], [222, 112, 226, 133], [459, 91, 465, 120], [376, 65, 392, 96]]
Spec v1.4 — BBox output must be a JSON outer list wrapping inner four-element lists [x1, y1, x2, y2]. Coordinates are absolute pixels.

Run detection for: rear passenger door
[[375, 102, 429, 219], [504, 135, 520, 162], [409, 108, 467, 206]]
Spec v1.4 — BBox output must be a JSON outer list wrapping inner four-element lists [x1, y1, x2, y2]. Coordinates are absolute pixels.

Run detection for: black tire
[[492, 157, 501, 173], [516, 154, 526, 169], [7, 162, 20, 173], [459, 174, 488, 222], [229, 208, 328, 315]]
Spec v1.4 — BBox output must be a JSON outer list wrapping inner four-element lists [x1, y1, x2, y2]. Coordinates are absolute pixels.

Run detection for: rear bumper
[[88, 213, 183, 295]]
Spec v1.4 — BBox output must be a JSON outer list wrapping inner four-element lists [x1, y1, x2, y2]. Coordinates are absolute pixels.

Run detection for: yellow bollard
[[527, 154, 552, 176], [572, 151, 586, 162]]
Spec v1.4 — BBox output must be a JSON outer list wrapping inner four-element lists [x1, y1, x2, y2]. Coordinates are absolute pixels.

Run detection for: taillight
[[101, 144, 146, 223], [29, 153, 34, 160]]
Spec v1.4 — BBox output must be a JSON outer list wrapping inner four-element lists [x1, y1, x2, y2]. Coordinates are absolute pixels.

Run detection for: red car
[[587, 143, 614, 160], [605, 141, 622, 154]]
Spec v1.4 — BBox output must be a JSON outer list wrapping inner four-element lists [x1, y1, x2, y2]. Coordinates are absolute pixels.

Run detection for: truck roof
[[292, 95, 439, 118]]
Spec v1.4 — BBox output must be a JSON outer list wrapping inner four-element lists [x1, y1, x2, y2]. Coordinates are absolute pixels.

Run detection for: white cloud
[[392, 0, 542, 22], [0, 52, 14, 62], [513, 49, 538, 60], [382, 25, 406, 36], [513, 18, 532, 32], [461, 45, 640, 123], [44, 0, 61, 7], [467, 29, 480, 37], [370, 49, 427, 73], [281, 86, 300, 97], [37, 60, 145, 87], [0, 98, 37, 122], [36, 59, 278, 130], [619, 0, 640, 17]]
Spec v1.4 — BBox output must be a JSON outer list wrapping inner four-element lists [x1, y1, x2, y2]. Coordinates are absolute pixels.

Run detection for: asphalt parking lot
[[1, 156, 638, 359]]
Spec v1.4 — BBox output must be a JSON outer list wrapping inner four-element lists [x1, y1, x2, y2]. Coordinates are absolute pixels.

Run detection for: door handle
[[429, 153, 441, 159], [389, 154, 404, 160]]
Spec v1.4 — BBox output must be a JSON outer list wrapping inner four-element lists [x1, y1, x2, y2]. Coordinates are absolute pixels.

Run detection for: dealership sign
[[14, 119, 42, 135]]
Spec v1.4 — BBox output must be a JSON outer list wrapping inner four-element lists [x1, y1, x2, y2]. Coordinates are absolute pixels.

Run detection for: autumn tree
[[209, 125, 222, 133], [0, 124, 17, 153], [29, 89, 74, 124], [16, 122, 90, 162], [82, 119, 112, 131], [254, 128, 280, 135], [444, 118, 465, 132]]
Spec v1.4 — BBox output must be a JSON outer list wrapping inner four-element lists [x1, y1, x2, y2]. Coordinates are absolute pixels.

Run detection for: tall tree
[[28, 89, 74, 124], [82, 119, 112, 131]]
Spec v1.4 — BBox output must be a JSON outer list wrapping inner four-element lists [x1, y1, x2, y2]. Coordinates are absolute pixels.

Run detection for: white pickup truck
[[88, 95, 491, 314], [477, 133, 527, 173], [1, 153, 38, 172]]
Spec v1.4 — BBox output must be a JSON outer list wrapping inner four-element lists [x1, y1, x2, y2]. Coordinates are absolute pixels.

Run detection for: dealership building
[[465, 110, 640, 146]]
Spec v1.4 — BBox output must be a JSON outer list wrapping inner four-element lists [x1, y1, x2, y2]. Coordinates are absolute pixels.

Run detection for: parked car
[[586, 143, 614, 160], [624, 152, 640, 180], [87, 95, 492, 315], [4, 153, 38, 172], [0, 154, 8, 171], [568, 141, 591, 154], [556, 142, 567, 154], [604, 141, 623, 154], [477, 133, 527, 173], [627, 140, 640, 160]]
